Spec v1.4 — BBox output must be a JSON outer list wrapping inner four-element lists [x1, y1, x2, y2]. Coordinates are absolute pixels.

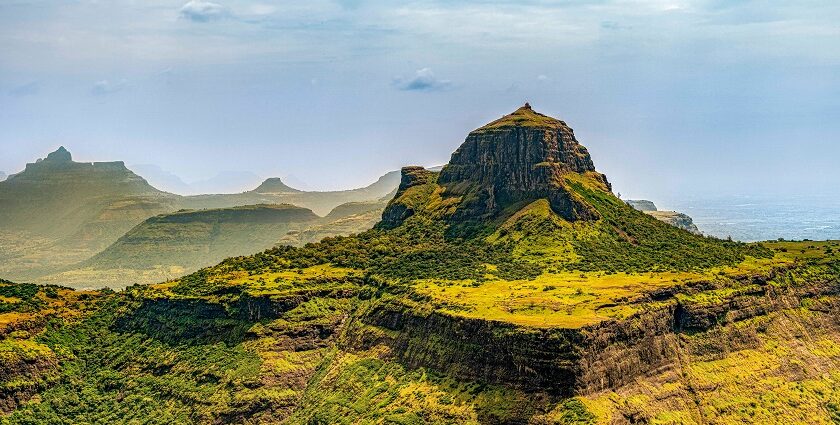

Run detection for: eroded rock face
[[378, 166, 435, 229], [350, 265, 840, 397], [646, 210, 701, 234], [438, 104, 610, 223], [625, 199, 657, 212]]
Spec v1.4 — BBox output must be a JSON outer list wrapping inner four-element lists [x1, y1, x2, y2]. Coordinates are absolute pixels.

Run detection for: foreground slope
[[1, 106, 839, 424]]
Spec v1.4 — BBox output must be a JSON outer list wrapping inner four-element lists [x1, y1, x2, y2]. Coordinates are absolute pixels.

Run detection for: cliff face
[[625, 199, 657, 212], [626, 199, 702, 234], [436, 104, 610, 224], [348, 260, 839, 397], [646, 210, 701, 234]]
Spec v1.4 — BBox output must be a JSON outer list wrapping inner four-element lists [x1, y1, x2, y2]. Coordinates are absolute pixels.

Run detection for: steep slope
[[435, 104, 608, 230], [2, 106, 838, 424]]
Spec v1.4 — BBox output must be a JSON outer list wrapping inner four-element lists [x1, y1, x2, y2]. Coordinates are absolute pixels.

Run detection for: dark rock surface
[[379, 166, 436, 229], [349, 264, 840, 397], [437, 104, 610, 223]]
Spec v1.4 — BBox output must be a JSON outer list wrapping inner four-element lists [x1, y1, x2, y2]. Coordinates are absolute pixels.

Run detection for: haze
[[1, 0, 839, 199]]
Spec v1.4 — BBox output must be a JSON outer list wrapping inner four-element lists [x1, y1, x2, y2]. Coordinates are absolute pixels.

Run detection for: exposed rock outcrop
[[379, 166, 436, 229], [626, 199, 701, 234], [625, 199, 657, 212], [437, 104, 610, 224], [647, 210, 701, 234], [44, 146, 72, 163], [351, 264, 839, 396]]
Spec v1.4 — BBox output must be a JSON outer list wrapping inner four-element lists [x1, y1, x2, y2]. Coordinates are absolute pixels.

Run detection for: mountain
[[36, 199, 394, 289], [433, 103, 608, 228], [252, 177, 302, 194], [181, 170, 400, 216], [0, 148, 401, 282], [0, 147, 179, 280], [279, 199, 389, 246], [1, 107, 838, 424], [0, 171, 6, 182]]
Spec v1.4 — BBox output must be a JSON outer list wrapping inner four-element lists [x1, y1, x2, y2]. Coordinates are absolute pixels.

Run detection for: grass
[[412, 271, 695, 328], [473, 105, 565, 132], [583, 308, 840, 424]]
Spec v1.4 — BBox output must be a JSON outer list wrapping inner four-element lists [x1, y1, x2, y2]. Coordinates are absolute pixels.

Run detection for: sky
[[1, 0, 839, 200]]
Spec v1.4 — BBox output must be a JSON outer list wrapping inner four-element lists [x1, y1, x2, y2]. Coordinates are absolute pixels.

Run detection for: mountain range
[[1, 105, 836, 423], [0, 147, 399, 284]]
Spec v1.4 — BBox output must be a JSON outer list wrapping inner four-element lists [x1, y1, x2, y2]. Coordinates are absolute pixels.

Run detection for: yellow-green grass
[[412, 271, 698, 328], [411, 242, 838, 329], [473, 105, 564, 132], [576, 309, 840, 424]]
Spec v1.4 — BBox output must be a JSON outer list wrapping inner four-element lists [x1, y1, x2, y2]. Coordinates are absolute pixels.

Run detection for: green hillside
[[0, 107, 838, 424]]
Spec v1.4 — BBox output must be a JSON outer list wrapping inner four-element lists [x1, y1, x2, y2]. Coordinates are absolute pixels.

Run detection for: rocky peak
[[378, 166, 436, 229], [396, 166, 434, 192], [45, 146, 72, 163], [252, 178, 301, 194], [437, 104, 610, 223]]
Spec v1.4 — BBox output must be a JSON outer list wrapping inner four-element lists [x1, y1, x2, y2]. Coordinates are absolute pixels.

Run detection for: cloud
[[90, 79, 128, 96], [536, 74, 550, 82], [393, 68, 452, 92], [8, 81, 40, 97], [179, 0, 230, 23]]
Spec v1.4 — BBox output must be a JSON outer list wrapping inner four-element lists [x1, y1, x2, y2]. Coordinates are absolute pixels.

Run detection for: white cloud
[[393, 68, 452, 92], [91, 79, 128, 96], [179, 0, 230, 23]]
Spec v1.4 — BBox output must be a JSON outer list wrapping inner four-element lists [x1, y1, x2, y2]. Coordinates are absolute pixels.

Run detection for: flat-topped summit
[[436, 104, 610, 225], [473, 102, 567, 132]]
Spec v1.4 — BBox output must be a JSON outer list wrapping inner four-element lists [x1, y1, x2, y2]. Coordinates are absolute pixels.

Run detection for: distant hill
[[0, 147, 401, 282], [181, 171, 400, 216], [280, 200, 388, 247], [0, 171, 6, 182], [0, 147, 180, 280], [37, 201, 387, 288]]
